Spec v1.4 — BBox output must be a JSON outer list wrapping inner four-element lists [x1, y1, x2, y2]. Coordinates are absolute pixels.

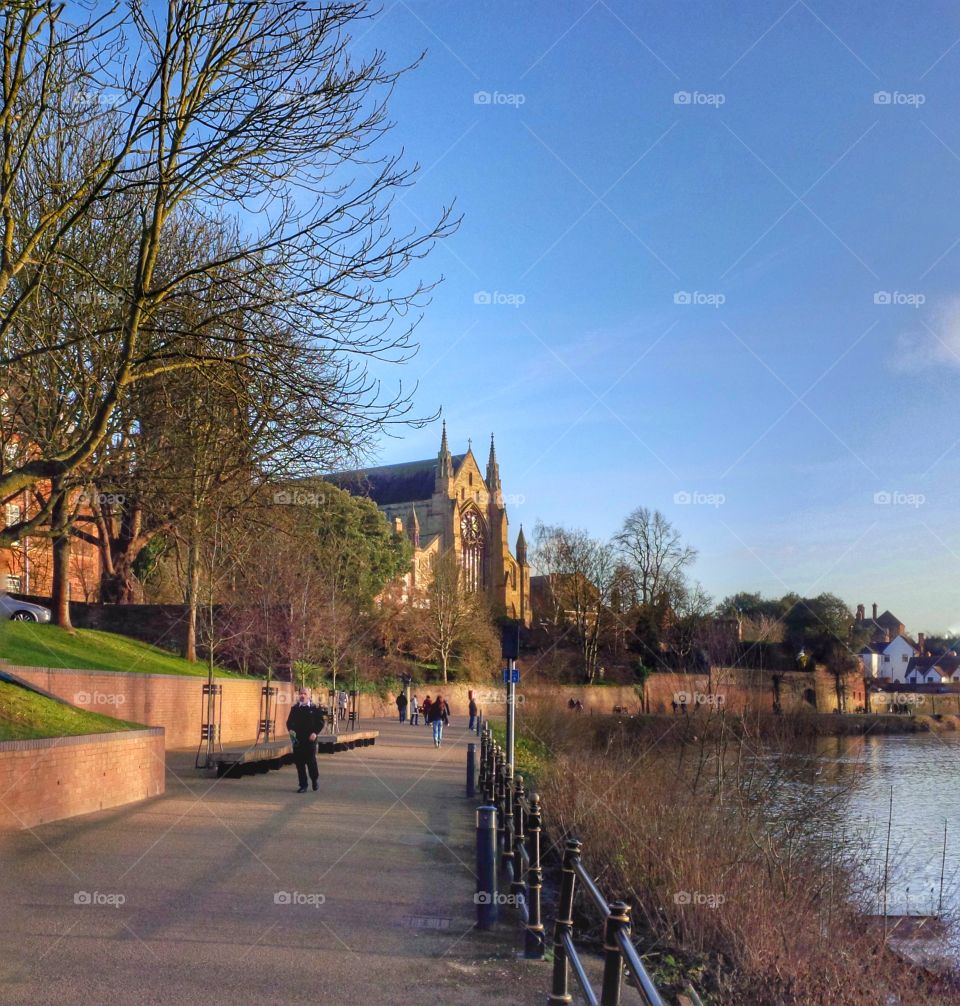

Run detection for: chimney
[[872, 602, 878, 620], [856, 603, 865, 622], [918, 632, 926, 654]]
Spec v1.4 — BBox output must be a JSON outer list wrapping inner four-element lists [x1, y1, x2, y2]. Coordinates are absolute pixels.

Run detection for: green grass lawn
[[0, 622, 248, 678], [0, 680, 143, 741]]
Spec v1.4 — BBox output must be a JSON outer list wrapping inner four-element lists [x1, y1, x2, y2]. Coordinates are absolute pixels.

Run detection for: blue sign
[[503, 668, 521, 683]]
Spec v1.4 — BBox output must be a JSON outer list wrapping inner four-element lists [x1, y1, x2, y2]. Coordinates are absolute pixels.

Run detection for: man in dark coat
[[286, 688, 325, 793]]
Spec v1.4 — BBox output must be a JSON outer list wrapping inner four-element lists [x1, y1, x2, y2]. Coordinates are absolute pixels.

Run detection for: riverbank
[[517, 706, 960, 1005]]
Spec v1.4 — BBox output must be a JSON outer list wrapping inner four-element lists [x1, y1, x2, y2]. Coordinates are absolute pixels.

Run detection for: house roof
[[327, 454, 466, 506], [906, 655, 960, 676]]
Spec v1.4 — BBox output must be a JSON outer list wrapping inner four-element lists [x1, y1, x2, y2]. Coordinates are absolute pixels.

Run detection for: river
[[814, 732, 960, 923]]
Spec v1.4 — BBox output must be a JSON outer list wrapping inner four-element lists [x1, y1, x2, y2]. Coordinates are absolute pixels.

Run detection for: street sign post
[[500, 620, 522, 776]]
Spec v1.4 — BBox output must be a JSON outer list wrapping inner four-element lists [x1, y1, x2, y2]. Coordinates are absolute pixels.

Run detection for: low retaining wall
[[5, 665, 295, 749], [0, 728, 165, 829], [372, 667, 866, 719]]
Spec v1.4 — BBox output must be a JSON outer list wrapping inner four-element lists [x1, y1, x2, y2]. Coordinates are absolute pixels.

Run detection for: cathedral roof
[[328, 455, 467, 506]]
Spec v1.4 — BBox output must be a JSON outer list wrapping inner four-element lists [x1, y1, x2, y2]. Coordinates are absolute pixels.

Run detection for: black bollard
[[476, 805, 498, 929], [466, 742, 476, 798]]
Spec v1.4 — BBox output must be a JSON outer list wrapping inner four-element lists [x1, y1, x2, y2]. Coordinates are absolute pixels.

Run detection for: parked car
[[0, 593, 52, 622]]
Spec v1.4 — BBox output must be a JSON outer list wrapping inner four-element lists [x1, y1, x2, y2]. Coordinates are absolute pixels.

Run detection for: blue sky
[[349, 1, 960, 633]]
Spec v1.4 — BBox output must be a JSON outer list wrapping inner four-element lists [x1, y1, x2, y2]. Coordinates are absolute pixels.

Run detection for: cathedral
[[329, 424, 532, 625]]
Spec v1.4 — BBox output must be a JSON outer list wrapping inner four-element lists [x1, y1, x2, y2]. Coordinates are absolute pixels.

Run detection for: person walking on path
[[422, 695, 432, 727], [409, 694, 420, 726], [468, 691, 478, 731], [286, 688, 325, 793], [338, 690, 348, 723], [396, 691, 408, 723], [428, 693, 449, 747]]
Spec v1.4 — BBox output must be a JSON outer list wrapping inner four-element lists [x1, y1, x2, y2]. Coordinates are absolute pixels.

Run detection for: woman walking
[[409, 694, 420, 726], [428, 693, 449, 747]]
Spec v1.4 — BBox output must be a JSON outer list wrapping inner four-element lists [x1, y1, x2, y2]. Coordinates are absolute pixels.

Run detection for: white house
[[860, 634, 917, 683], [905, 654, 960, 685]]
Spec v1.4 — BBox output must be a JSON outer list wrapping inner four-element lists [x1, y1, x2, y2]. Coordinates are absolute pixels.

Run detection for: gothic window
[[460, 509, 486, 592]]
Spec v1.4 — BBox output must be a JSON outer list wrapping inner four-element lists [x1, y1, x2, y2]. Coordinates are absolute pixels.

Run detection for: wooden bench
[[213, 730, 379, 778]]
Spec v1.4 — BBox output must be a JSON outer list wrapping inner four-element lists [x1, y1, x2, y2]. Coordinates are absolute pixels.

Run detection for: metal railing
[[476, 723, 667, 1006]]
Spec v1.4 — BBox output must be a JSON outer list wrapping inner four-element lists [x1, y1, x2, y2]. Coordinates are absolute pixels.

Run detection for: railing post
[[476, 805, 498, 929], [525, 792, 545, 959], [548, 838, 581, 1005], [502, 765, 515, 879], [466, 742, 476, 798], [600, 900, 631, 1006], [476, 711, 482, 736], [495, 747, 506, 857], [511, 774, 526, 900]]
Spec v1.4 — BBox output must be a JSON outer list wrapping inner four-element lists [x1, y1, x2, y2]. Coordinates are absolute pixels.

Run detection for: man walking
[[396, 691, 408, 723], [286, 688, 324, 793], [409, 694, 420, 726], [468, 690, 478, 731]]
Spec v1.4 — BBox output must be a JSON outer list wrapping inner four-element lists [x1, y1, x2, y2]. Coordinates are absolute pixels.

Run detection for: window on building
[[902, 653, 908, 662], [468, 473, 473, 486], [459, 509, 486, 592], [883, 655, 890, 663], [5, 503, 21, 527], [6, 574, 21, 592]]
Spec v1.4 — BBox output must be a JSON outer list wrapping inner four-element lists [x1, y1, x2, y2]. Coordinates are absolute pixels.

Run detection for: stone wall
[[0, 728, 165, 829], [5, 666, 295, 749]]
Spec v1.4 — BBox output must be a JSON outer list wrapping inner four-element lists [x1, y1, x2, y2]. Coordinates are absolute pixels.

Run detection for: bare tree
[[615, 507, 697, 607], [1, 1, 454, 539], [533, 523, 617, 682]]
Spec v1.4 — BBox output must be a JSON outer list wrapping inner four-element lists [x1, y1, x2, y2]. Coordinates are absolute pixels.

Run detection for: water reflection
[[814, 733, 960, 919]]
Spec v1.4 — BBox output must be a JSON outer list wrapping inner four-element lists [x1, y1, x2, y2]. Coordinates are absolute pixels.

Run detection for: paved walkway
[[0, 719, 547, 1005]]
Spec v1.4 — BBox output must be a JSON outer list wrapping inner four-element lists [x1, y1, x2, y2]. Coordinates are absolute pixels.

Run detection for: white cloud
[[892, 296, 960, 372]]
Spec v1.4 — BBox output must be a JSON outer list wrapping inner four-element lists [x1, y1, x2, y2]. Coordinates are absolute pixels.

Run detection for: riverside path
[[0, 718, 546, 1005]]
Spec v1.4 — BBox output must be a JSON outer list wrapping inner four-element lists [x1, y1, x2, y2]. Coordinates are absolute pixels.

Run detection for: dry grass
[[520, 705, 959, 1005]]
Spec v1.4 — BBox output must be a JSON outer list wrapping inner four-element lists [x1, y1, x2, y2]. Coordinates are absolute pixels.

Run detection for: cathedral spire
[[516, 524, 527, 564], [486, 432, 501, 491], [406, 504, 420, 548], [437, 419, 452, 480]]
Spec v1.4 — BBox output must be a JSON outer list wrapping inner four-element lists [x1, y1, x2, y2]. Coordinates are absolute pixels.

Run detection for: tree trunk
[[51, 491, 73, 631], [183, 528, 200, 662]]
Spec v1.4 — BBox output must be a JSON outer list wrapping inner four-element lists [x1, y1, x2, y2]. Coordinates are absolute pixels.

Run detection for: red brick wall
[[5, 666, 295, 749], [0, 728, 165, 829]]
